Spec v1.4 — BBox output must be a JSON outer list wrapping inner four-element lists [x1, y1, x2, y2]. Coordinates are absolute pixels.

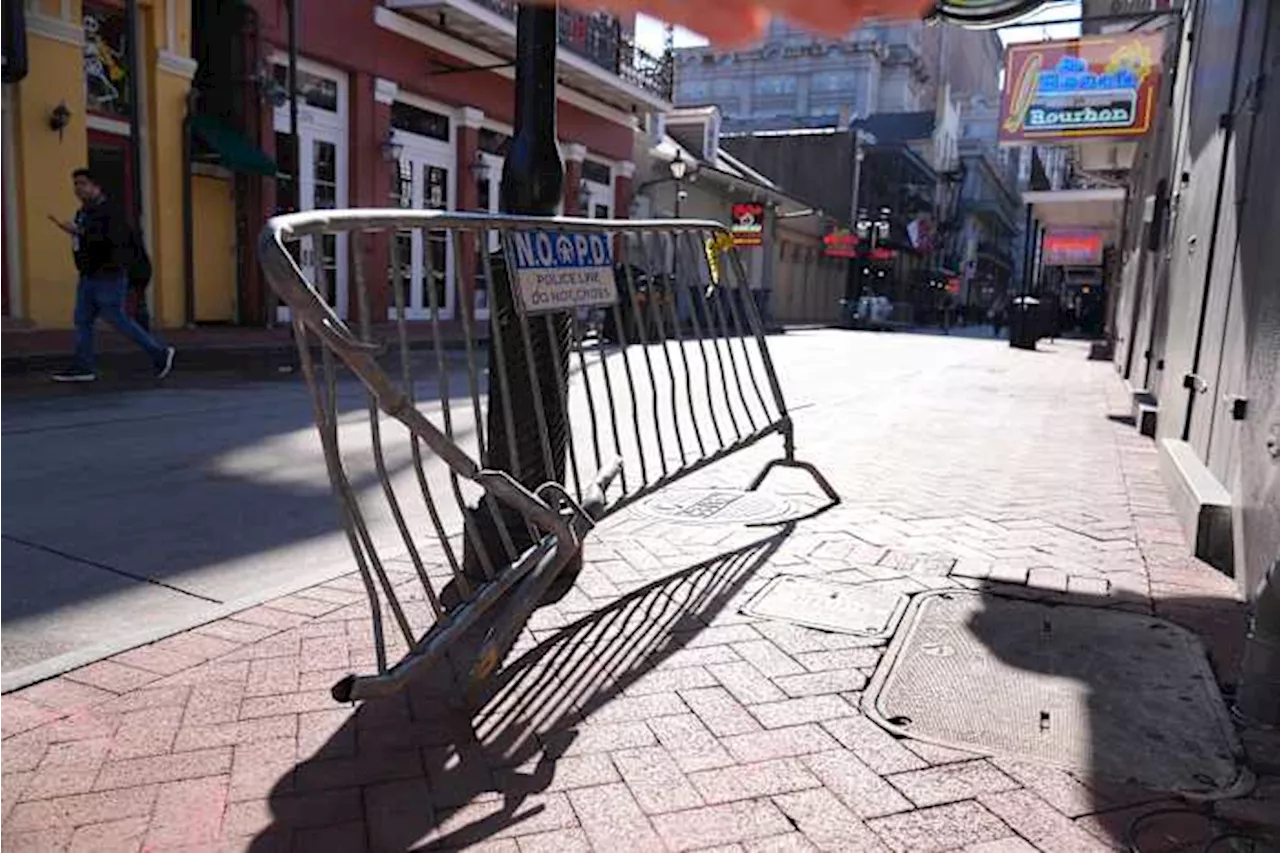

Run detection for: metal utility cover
[[742, 575, 914, 638], [864, 591, 1249, 798], [634, 488, 792, 526]]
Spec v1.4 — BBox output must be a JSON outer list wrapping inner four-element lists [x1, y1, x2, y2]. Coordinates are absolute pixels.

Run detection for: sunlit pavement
[[2, 329, 1273, 852]]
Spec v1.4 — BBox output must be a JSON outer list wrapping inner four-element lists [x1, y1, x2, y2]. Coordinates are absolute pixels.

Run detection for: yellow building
[[3, 0, 199, 330]]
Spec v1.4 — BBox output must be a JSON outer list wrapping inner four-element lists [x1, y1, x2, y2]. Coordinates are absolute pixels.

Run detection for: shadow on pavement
[[0, 359, 475, 678], [247, 527, 792, 852], [959, 583, 1264, 852]]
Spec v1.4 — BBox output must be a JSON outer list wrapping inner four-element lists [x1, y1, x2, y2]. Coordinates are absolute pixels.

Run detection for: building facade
[[671, 19, 1000, 134], [2, 0, 673, 331], [4, 0, 199, 331]]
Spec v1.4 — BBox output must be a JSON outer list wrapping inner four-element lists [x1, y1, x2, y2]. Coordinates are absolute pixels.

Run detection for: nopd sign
[[999, 34, 1164, 145], [511, 230, 619, 315]]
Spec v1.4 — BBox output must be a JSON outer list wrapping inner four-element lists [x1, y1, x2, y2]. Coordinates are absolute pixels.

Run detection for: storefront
[[4, 0, 198, 330]]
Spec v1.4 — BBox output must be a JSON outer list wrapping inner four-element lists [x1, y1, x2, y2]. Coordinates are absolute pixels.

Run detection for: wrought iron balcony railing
[[474, 0, 672, 101]]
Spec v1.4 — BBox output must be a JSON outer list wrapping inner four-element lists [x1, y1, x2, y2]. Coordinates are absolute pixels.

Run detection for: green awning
[[190, 114, 277, 177]]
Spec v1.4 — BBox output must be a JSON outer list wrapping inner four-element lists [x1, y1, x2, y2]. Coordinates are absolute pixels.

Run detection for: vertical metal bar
[[571, 313, 604, 477], [700, 232, 744, 441], [391, 228, 476, 598], [639, 230, 687, 466], [722, 231, 791, 428], [454, 229, 518, 564], [676, 230, 725, 450], [481, 245, 525, 483], [619, 249, 668, 477], [719, 235, 778, 421], [318, 318, 415, 648], [544, 312, 583, 503], [354, 230, 444, 619], [454, 229, 489, 464], [708, 231, 761, 433], [424, 224, 499, 582], [293, 321, 388, 674], [608, 244, 651, 486], [661, 230, 705, 458], [502, 232, 557, 485], [592, 305, 630, 493]]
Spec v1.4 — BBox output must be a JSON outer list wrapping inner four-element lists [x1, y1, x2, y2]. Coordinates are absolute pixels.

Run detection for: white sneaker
[[156, 347, 176, 379]]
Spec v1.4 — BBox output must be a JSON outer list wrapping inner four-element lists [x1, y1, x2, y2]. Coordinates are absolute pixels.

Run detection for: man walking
[[48, 168, 174, 382]]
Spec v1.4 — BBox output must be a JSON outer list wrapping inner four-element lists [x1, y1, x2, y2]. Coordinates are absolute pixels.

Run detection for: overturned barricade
[[258, 210, 838, 703]]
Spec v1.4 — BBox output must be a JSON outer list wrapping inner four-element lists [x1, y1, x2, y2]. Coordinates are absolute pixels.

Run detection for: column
[[362, 76, 396, 324], [16, 11, 92, 328], [457, 107, 484, 318], [563, 143, 585, 215], [613, 161, 635, 262], [614, 161, 635, 220]]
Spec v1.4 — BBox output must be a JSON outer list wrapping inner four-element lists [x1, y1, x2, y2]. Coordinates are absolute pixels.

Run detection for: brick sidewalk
[[1, 336, 1271, 852]]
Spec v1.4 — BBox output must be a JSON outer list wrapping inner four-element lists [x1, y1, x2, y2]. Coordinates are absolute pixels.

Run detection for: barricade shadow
[[247, 524, 794, 852]]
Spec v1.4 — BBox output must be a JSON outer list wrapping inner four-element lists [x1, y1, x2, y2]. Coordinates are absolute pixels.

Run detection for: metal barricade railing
[[259, 209, 838, 703]]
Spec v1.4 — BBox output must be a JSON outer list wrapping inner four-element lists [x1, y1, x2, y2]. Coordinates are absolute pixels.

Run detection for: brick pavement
[[2, 334, 1272, 852]]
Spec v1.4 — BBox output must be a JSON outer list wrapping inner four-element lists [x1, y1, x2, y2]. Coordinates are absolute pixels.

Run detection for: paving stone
[[146, 776, 228, 848], [721, 724, 840, 764], [612, 746, 706, 814], [730, 641, 805, 677], [67, 816, 148, 853], [649, 713, 736, 772], [687, 758, 820, 804], [568, 783, 665, 852], [94, 746, 233, 791], [773, 670, 869, 698], [793, 648, 883, 672], [679, 687, 764, 737], [978, 789, 1117, 853], [820, 716, 927, 775], [427, 793, 579, 846], [749, 696, 856, 729], [516, 828, 594, 853], [708, 662, 787, 705], [5, 785, 158, 833], [771, 787, 889, 852], [651, 799, 794, 851], [866, 800, 1013, 853], [989, 756, 1107, 818], [801, 751, 913, 818]]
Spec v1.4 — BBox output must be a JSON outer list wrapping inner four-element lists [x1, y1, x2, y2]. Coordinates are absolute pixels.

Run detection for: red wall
[[250, 0, 634, 161], [242, 0, 636, 326]]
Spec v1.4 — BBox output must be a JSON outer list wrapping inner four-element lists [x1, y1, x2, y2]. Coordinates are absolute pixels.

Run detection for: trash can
[[1009, 301, 1036, 350]]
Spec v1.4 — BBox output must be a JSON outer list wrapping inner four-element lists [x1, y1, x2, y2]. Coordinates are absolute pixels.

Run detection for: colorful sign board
[[1043, 230, 1106, 266], [823, 229, 860, 259], [999, 34, 1164, 145], [731, 203, 765, 247], [510, 231, 619, 314]]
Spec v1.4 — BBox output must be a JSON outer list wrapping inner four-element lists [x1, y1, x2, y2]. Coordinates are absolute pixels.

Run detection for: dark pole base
[[462, 2, 575, 602]]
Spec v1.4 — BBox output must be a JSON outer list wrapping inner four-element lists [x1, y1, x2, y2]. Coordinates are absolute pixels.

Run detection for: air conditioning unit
[[647, 113, 667, 147]]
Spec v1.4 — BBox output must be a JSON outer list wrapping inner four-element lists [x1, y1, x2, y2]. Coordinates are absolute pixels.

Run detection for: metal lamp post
[[466, 2, 572, 580], [669, 157, 688, 217]]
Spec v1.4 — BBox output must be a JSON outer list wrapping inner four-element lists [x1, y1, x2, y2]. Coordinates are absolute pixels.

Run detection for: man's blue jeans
[[74, 273, 167, 372]]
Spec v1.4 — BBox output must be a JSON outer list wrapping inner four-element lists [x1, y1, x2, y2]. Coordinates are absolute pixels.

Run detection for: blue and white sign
[[510, 230, 619, 315]]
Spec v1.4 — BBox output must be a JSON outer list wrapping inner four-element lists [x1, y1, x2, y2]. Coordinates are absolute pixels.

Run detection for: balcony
[[380, 0, 672, 114]]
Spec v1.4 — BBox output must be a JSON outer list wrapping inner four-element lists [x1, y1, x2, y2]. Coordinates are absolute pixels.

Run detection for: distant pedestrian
[[48, 168, 175, 383], [989, 300, 1005, 338]]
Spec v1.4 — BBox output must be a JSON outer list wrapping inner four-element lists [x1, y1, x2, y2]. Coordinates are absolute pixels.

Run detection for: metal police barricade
[[258, 209, 838, 704]]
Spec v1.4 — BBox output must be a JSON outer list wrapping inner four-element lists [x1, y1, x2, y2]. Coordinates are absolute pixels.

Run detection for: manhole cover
[[741, 575, 914, 638], [864, 591, 1249, 797], [633, 489, 792, 525]]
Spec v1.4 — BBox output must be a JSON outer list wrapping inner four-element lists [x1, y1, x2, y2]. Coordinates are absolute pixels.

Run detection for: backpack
[[125, 225, 152, 290]]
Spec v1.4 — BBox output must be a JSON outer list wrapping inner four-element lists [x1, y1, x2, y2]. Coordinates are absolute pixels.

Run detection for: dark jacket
[[73, 198, 129, 278]]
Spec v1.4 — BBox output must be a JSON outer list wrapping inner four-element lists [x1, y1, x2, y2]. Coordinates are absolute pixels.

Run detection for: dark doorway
[[87, 130, 134, 218]]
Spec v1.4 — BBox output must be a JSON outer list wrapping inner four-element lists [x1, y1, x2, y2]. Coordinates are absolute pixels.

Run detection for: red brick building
[[196, 0, 671, 327]]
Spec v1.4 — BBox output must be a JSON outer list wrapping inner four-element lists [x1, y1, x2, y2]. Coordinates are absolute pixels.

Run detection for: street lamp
[[669, 157, 689, 217]]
